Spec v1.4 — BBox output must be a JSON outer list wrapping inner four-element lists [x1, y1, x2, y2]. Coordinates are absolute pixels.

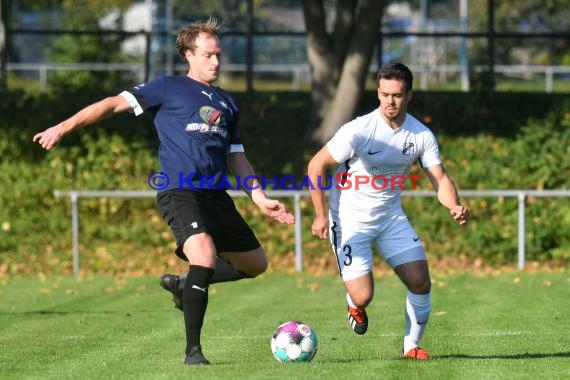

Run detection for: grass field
[[0, 271, 568, 379]]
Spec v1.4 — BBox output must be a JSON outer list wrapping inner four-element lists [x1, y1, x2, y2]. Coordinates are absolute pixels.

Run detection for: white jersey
[[326, 109, 441, 221]]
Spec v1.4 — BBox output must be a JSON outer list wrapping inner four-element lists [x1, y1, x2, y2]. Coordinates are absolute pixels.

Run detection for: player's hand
[[257, 198, 295, 225], [311, 215, 329, 240], [33, 125, 64, 150], [450, 205, 470, 225]]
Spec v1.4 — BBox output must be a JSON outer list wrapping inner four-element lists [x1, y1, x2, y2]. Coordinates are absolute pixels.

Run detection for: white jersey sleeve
[[418, 129, 441, 168], [326, 119, 358, 163]]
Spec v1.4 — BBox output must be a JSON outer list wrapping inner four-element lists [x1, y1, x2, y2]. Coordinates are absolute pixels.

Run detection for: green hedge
[[1, 88, 569, 277]]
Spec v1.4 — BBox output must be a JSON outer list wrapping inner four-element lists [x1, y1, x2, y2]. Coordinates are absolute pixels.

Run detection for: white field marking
[[61, 335, 88, 340], [439, 331, 531, 337]]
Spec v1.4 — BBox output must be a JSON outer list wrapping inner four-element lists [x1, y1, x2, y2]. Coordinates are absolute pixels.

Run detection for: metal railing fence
[[7, 62, 570, 93], [53, 189, 570, 275]]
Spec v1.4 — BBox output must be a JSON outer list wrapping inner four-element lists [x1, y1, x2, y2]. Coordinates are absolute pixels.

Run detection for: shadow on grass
[[437, 352, 570, 360], [316, 351, 570, 364], [0, 309, 171, 315]]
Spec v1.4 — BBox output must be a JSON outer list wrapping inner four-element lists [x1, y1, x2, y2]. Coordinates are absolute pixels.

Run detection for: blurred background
[[1, 0, 569, 277], [2, 0, 570, 93]]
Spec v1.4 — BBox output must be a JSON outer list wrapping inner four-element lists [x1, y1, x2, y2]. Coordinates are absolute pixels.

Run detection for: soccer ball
[[271, 321, 318, 363]]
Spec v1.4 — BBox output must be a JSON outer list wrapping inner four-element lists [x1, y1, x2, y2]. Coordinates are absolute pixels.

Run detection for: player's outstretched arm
[[307, 146, 337, 240], [33, 95, 131, 150], [227, 152, 295, 225], [424, 164, 470, 225]]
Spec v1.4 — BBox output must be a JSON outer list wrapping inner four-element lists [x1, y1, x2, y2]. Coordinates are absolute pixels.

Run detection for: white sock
[[403, 291, 431, 353], [346, 293, 356, 308]]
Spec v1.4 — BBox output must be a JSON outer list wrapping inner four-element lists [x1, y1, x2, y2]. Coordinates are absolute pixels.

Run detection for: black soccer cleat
[[184, 345, 210, 365], [160, 274, 184, 311], [347, 306, 368, 335]]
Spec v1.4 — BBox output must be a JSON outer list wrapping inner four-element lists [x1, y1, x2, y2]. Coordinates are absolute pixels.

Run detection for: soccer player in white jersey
[[307, 62, 470, 360]]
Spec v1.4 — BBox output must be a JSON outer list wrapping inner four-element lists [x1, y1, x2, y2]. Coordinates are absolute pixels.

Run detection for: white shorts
[[329, 209, 425, 281]]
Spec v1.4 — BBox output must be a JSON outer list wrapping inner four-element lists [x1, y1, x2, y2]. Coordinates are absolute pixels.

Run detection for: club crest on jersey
[[199, 106, 222, 125], [402, 142, 415, 156]]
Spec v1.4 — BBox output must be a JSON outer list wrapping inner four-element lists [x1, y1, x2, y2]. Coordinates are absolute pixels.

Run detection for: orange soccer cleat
[[402, 347, 430, 360], [347, 306, 368, 335]]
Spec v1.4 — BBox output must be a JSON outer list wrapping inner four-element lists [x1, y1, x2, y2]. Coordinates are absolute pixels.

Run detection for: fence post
[[71, 191, 80, 274], [0, 0, 7, 89], [39, 64, 47, 92], [517, 192, 526, 270], [144, 31, 151, 82], [545, 67, 553, 93], [294, 192, 303, 272]]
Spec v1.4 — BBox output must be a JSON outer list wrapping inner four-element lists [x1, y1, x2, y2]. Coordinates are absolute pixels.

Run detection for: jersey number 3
[[342, 244, 353, 266]]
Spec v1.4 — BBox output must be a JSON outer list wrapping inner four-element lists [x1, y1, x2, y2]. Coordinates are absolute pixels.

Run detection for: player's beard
[[383, 106, 401, 121]]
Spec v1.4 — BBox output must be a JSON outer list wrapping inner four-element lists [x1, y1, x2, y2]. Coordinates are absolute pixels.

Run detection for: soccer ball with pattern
[[271, 321, 318, 363]]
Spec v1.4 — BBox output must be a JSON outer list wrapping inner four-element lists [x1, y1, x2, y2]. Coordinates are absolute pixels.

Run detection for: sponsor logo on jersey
[[201, 90, 214, 100], [185, 123, 228, 138], [199, 106, 222, 125]]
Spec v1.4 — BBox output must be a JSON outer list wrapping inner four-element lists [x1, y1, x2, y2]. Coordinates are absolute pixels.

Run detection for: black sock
[[183, 265, 214, 355]]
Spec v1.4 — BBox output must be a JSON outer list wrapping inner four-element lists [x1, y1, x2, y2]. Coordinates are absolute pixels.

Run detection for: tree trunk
[[302, 0, 384, 144], [0, 0, 7, 89], [302, 0, 340, 131], [312, 0, 384, 143]]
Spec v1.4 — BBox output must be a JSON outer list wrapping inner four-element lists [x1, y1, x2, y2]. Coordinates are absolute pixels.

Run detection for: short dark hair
[[377, 63, 413, 92]]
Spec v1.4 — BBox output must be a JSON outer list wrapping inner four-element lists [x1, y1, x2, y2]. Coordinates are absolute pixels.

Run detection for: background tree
[[0, 0, 5, 89], [494, 0, 570, 66], [48, 0, 134, 95], [468, 0, 570, 77], [301, 0, 384, 143], [172, 0, 270, 30]]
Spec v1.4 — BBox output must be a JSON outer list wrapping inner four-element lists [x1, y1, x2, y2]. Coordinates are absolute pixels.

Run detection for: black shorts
[[156, 189, 261, 260]]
